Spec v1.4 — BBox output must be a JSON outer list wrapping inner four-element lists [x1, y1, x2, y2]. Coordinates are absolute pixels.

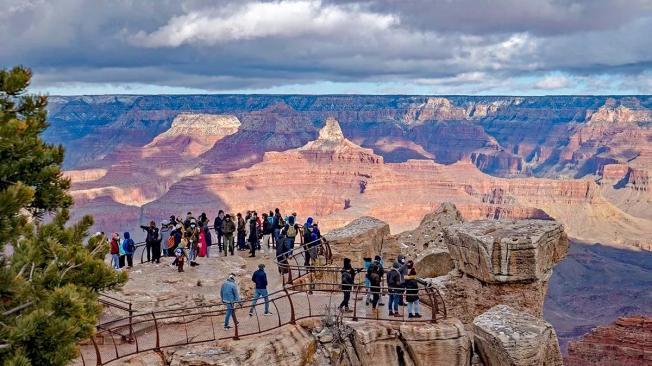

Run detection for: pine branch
[[2, 301, 34, 316]]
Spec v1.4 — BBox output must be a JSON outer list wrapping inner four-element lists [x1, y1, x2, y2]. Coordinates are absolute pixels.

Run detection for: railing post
[[352, 284, 362, 321], [233, 304, 240, 340], [286, 257, 293, 285], [283, 287, 296, 324], [152, 312, 160, 349], [128, 303, 134, 342], [428, 288, 436, 324], [92, 336, 102, 366]]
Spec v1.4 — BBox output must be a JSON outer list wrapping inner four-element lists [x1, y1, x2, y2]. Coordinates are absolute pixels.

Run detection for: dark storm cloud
[[1, 0, 651, 93]]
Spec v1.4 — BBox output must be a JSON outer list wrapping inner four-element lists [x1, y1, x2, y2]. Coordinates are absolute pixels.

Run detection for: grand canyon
[[46, 95, 651, 362]]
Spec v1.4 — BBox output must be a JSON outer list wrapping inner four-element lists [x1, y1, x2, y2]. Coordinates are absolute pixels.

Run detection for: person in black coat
[[405, 265, 421, 318], [248, 212, 259, 257], [140, 221, 159, 263], [338, 258, 356, 312], [214, 210, 225, 252]]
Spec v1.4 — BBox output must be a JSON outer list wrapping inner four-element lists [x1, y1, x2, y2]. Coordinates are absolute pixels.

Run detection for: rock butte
[[65, 116, 650, 251]]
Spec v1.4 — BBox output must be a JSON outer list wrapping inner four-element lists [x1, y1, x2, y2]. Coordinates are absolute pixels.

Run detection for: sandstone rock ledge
[[325, 216, 400, 263], [473, 305, 563, 366], [444, 220, 568, 283]]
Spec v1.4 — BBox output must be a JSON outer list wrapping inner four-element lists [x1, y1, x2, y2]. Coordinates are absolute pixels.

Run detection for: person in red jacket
[[110, 232, 120, 269]]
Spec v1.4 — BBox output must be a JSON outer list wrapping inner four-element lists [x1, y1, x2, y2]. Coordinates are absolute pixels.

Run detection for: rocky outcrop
[[473, 305, 563, 366], [566, 316, 652, 366], [428, 220, 568, 324], [444, 220, 568, 283], [396, 202, 463, 277], [324, 216, 399, 263], [346, 319, 471, 366]]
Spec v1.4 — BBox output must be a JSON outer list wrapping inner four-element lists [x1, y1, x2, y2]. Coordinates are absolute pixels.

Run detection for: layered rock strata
[[566, 316, 652, 366]]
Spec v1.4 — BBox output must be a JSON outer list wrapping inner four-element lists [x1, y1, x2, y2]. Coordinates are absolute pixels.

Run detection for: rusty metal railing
[[82, 223, 447, 366], [79, 280, 444, 366]]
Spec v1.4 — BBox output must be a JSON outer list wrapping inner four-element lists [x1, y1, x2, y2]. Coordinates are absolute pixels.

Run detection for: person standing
[[368, 260, 383, 317], [284, 215, 298, 256], [221, 214, 236, 256], [221, 273, 240, 330], [396, 254, 408, 306], [160, 221, 171, 257], [261, 213, 273, 257], [248, 212, 259, 257], [122, 232, 135, 268], [249, 264, 273, 316], [214, 210, 225, 252], [152, 225, 162, 264], [140, 221, 159, 263], [338, 258, 355, 312], [405, 266, 421, 318], [236, 213, 246, 251], [273, 208, 284, 249], [203, 222, 212, 258], [110, 233, 120, 269], [387, 260, 402, 317], [302, 222, 313, 267]]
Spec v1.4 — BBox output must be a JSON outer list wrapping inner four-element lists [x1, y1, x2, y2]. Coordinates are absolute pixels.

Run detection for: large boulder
[[347, 318, 471, 366], [414, 246, 455, 278], [324, 216, 400, 264], [473, 305, 563, 366], [444, 220, 568, 283]]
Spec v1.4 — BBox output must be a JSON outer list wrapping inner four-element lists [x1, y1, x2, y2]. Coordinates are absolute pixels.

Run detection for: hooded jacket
[[405, 275, 419, 302], [221, 217, 236, 235], [122, 232, 135, 255], [395, 255, 408, 284], [387, 261, 402, 290]]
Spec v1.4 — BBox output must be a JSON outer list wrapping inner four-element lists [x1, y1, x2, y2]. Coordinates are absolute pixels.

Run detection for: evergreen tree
[[0, 66, 126, 366]]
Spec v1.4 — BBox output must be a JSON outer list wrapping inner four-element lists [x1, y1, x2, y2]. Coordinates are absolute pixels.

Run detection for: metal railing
[[79, 280, 444, 366], [82, 222, 447, 365]]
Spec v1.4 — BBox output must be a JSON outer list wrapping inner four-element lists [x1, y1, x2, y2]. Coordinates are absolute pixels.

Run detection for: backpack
[[167, 235, 176, 249], [370, 272, 381, 286], [127, 239, 136, 253], [277, 216, 285, 228], [287, 225, 297, 238]]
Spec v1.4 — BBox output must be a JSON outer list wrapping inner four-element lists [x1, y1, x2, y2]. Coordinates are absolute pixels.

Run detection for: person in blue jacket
[[121, 232, 135, 268], [249, 264, 273, 316], [220, 273, 241, 330]]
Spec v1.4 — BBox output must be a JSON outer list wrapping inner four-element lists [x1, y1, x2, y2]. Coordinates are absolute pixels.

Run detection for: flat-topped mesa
[[444, 220, 569, 283], [299, 118, 383, 164], [145, 113, 241, 157]]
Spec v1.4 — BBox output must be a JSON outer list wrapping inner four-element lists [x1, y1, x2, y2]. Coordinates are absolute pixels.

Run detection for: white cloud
[[131, 0, 397, 47], [534, 75, 571, 90]]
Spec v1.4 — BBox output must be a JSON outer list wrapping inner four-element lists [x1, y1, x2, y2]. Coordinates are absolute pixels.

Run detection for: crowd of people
[[106, 208, 422, 331], [107, 209, 323, 273]]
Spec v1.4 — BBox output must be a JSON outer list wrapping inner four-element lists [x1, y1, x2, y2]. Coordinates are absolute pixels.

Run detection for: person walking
[[110, 233, 120, 269], [220, 273, 240, 330], [221, 214, 236, 256], [122, 232, 135, 268], [405, 266, 421, 318], [249, 264, 273, 316], [214, 210, 225, 252], [338, 258, 355, 312], [387, 260, 402, 317], [140, 221, 159, 263]]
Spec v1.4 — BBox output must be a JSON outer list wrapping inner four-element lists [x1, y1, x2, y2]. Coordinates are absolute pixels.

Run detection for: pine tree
[[0, 66, 126, 366]]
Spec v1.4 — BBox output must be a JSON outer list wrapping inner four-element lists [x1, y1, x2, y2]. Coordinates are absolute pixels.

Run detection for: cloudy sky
[[1, 0, 651, 95]]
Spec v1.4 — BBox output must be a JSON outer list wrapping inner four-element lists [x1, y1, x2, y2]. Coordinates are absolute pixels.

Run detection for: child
[[405, 265, 421, 318], [174, 246, 187, 272]]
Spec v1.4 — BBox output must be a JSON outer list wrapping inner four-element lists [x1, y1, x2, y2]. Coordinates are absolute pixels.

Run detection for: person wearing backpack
[[302, 221, 313, 267], [273, 208, 284, 249], [338, 258, 355, 312], [387, 260, 402, 317], [122, 231, 135, 268], [283, 215, 298, 256]]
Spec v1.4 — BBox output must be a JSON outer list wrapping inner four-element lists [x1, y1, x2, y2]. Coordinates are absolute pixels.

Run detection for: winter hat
[[258, 263, 265, 269], [374, 255, 382, 262]]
